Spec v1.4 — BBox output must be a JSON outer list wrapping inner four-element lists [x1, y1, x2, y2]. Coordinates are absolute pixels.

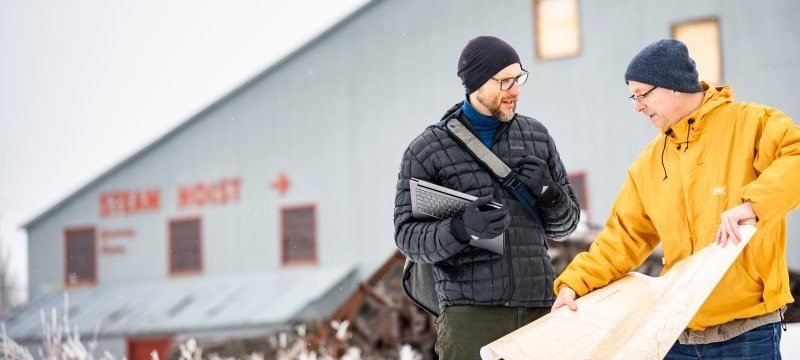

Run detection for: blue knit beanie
[[457, 36, 521, 94], [625, 39, 702, 93]]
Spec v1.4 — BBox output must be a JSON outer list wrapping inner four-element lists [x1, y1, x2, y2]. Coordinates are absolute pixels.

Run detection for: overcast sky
[[0, 0, 368, 302]]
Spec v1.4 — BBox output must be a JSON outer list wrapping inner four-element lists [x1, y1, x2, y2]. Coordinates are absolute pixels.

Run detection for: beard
[[476, 91, 516, 122]]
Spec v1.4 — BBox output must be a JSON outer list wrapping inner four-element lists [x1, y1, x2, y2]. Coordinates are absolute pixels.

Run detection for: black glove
[[452, 196, 511, 243], [516, 155, 561, 207]]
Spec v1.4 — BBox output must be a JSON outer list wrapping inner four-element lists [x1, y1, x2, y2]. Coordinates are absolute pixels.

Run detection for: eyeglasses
[[491, 70, 529, 91], [628, 86, 658, 104]]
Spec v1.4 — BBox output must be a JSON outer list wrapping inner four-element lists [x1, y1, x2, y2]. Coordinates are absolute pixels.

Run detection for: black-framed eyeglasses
[[628, 86, 658, 104], [491, 70, 529, 91]]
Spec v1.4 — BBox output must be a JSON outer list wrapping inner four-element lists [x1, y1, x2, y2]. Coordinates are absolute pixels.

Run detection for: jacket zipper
[[490, 123, 513, 306], [505, 236, 514, 306], [500, 180, 515, 306]]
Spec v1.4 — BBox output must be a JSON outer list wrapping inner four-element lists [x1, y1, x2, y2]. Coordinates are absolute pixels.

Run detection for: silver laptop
[[409, 178, 505, 254]]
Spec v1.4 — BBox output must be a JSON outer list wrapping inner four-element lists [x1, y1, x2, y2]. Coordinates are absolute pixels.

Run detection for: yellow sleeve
[[554, 171, 660, 296], [741, 108, 800, 220]]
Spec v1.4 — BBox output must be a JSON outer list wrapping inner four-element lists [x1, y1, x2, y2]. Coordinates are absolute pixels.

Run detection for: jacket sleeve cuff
[[553, 276, 589, 297], [451, 216, 472, 244], [537, 180, 562, 207]]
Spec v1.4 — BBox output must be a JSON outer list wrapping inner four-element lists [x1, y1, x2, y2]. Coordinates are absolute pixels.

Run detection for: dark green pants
[[435, 305, 550, 360]]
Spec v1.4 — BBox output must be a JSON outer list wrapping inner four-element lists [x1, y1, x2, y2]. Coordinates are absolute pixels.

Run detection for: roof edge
[[22, 0, 383, 231]]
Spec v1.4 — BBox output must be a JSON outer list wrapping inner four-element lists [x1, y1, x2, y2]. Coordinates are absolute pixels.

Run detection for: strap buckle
[[502, 173, 525, 191]]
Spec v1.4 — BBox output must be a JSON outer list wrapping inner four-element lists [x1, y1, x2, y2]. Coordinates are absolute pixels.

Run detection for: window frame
[[568, 171, 590, 223], [280, 204, 318, 266], [672, 17, 723, 85], [533, 0, 583, 60], [168, 216, 203, 276], [64, 226, 97, 286]]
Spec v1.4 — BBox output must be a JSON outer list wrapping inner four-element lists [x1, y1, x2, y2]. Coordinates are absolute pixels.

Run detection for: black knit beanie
[[625, 39, 702, 93], [457, 36, 521, 94]]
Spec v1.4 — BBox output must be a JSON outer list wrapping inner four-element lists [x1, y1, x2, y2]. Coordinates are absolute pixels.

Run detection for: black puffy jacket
[[394, 104, 580, 308]]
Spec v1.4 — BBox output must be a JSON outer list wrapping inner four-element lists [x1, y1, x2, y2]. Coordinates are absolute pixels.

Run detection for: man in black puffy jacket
[[394, 35, 580, 359]]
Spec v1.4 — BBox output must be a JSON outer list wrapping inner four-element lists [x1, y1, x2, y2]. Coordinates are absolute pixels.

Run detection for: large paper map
[[480, 225, 757, 360]]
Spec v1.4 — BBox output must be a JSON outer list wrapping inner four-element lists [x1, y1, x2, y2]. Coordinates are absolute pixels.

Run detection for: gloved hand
[[516, 155, 561, 207], [452, 195, 510, 243]]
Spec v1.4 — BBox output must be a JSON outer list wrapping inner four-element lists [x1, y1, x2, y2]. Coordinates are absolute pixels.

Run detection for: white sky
[[0, 0, 369, 303]]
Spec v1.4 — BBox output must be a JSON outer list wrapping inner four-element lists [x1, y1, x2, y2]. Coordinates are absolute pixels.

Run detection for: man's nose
[[633, 101, 646, 112], [507, 82, 521, 96]]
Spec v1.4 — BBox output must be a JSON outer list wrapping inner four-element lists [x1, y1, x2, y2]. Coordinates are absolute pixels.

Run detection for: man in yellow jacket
[[552, 39, 800, 359]]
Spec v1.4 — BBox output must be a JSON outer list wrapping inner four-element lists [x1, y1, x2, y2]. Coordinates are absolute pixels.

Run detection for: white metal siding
[[26, 0, 800, 300]]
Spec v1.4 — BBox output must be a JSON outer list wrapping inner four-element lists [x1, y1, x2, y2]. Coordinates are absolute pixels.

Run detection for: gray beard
[[476, 92, 516, 122], [490, 105, 515, 122]]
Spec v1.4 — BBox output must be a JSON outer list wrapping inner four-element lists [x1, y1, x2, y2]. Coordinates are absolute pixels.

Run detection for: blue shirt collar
[[460, 96, 501, 148], [460, 96, 501, 127]]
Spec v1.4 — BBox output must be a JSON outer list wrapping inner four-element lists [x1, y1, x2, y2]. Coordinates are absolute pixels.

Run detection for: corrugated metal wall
[[27, 0, 800, 299]]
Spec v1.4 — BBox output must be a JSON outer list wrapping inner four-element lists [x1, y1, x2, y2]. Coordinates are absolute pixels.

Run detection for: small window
[[65, 227, 97, 285], [533, 0, 581, 60], [673, 18, 723, 85], [568, 172, 589, 212], [281, 205, 317, 266], [169, 218, 202, 275], [568, 172, 590, 224]]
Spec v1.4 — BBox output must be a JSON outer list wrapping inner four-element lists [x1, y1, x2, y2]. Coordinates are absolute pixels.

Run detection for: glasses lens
[[499, 72, 528, 91], [630, 86, 657, 104], [517, 72, 528, 87]]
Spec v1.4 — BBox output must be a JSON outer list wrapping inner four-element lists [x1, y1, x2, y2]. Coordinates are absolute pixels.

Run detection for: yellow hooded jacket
[[554, 83, 800, 330]]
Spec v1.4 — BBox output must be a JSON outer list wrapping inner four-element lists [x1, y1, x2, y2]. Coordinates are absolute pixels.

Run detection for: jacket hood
[[663, 82, 733, 146]]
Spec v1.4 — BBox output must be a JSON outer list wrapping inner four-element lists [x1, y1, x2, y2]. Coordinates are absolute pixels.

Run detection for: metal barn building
[[3, 0, 799, 358]]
